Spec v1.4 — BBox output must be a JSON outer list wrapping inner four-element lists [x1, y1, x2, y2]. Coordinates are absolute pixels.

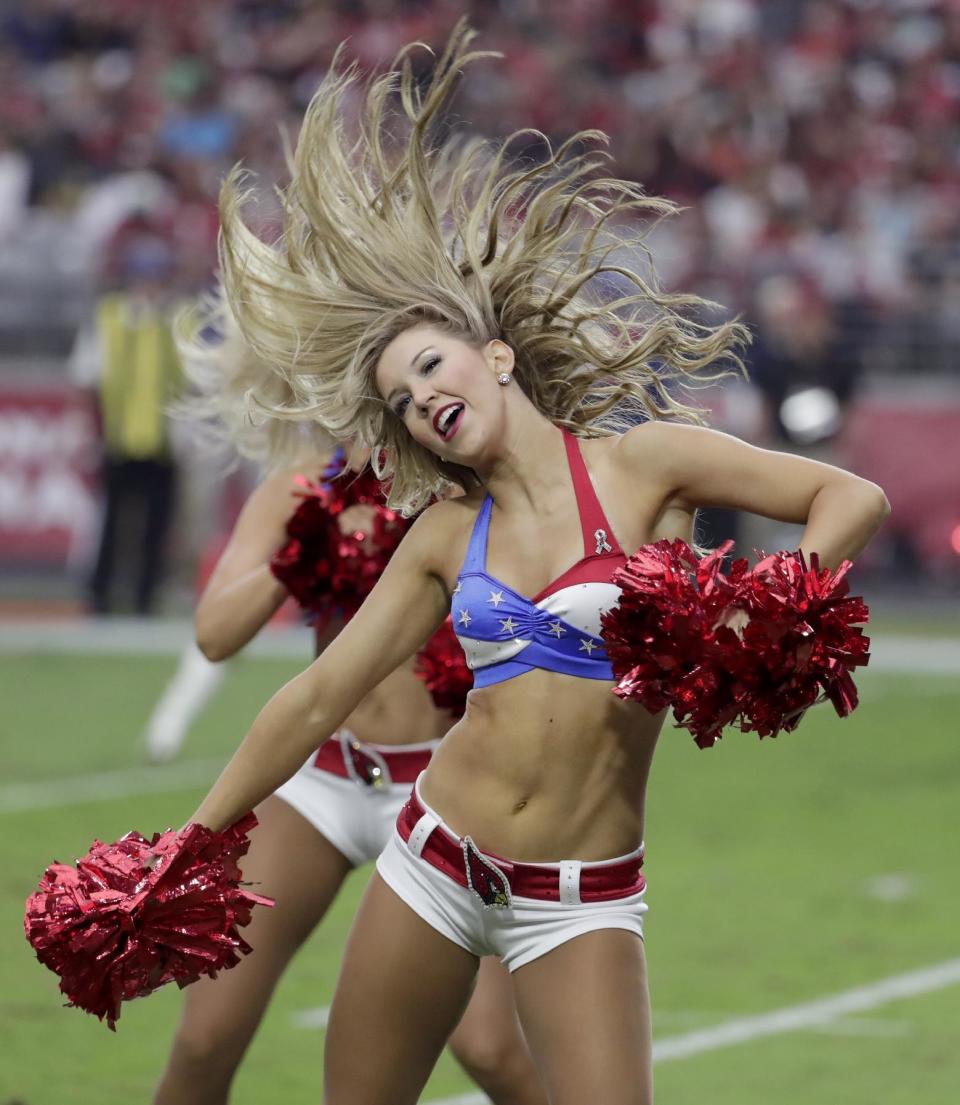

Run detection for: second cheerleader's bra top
[[451, 430, 627, 688]]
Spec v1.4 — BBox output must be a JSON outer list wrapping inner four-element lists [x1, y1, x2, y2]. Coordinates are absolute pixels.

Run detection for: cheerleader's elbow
[[845, 480, 892, 560], [291, 667, 343, 747], [859, 480, 892, 530]]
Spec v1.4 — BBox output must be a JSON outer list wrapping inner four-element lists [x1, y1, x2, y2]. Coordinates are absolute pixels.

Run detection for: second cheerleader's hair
[[174, 286, 333, 472], [219, 21, 750, 513]]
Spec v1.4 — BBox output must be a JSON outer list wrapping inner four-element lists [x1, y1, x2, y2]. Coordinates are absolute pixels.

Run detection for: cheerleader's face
[[375, 324, 514, 464]]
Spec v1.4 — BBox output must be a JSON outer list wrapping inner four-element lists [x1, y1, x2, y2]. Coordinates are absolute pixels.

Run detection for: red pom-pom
[[733, 549, 870, 737], [270, 457, 409, 628], [415, 617, 473, 718], [602, 541, 870, 748], [24, 813, 272, 1029], [601, 539, 744, 747]]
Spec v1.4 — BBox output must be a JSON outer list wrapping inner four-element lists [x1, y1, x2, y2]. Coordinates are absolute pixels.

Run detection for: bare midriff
[[340, 660, 451, 747], [420, 667, 664, 863]]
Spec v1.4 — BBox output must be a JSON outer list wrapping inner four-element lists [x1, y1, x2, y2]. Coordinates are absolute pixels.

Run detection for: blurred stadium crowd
[[2, 0, 958, 367], [1, 0, 958, 605]]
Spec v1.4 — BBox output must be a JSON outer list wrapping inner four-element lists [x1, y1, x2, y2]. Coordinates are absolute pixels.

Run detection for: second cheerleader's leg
[[143, 642, 229, 763], [152, 795, 353, 1105], [447, 956, 548, 1105]]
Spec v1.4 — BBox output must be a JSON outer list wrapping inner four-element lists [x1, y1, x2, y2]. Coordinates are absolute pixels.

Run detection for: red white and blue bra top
[[450, 430, 627, 687]]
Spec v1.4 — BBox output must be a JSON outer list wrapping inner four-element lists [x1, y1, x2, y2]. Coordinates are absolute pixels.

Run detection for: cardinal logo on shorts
[[461, 837, 512, 909], [340, 732, 391, 788]]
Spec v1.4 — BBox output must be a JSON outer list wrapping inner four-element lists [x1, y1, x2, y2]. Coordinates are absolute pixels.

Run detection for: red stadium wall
[[835, 392, 960, 576]]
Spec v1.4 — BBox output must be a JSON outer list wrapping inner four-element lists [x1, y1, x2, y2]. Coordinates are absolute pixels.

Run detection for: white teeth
[[439, 405, 461, 435]]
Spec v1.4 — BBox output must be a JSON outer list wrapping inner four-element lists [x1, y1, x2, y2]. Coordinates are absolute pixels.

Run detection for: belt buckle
[[339, 731, 392, 789], [461, 836, 512, 909]]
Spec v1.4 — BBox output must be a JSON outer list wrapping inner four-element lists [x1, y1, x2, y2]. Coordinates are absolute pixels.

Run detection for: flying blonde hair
[[174, 286, 332, 471], [219, 20, 749, 512]]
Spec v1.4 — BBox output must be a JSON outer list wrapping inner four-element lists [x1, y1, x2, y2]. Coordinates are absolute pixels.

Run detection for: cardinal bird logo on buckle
[[461, 836, 512, 909], [339, 732, 391, 789]]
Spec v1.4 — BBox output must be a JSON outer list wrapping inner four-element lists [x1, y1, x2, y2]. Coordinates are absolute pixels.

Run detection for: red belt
[[396, 790, 645, 906], [312, 733, 434, 788]]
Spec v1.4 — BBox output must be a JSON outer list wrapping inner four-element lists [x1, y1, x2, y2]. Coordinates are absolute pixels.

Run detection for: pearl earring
[[497, 372, 511, 386]]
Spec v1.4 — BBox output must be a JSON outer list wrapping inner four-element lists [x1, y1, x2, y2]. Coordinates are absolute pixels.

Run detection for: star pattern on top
[[458, 609, 472, 628], [499, 616, 518, 636], [578, 638, 598, 654], [547, 621, 565, 637], [488, 590, 505, 607]]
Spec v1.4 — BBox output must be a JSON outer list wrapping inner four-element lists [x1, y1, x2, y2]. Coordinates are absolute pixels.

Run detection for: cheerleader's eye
[[421, 355, 440, 375], [394, 395, 411, 417]]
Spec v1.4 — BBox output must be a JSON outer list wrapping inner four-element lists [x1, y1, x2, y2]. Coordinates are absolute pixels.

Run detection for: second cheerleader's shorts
[[375, 775, 648, 972], [274, 731, 439, 867]]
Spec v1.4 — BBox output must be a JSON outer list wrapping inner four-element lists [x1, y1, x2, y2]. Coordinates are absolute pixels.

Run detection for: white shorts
[[275, 736, 438, 868], [375, 780, 648, 973]]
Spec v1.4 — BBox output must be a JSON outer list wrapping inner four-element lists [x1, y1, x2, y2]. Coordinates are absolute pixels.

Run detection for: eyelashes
[[393, 355, 441, 417]]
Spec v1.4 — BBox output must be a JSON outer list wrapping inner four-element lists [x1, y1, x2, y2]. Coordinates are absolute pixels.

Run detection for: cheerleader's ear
[[483, 338, 514, 377]]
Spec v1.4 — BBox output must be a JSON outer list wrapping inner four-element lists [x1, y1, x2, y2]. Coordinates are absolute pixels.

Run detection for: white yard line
[[648, 957, 960, 1062], [0, 618, 309, 658], [424, 1096, 489, 1105], [0, 758, 223, 813], [422, 958, 960, 1104], [1, 619, 957, 672], [805, 1017, 911, 1037], [290, 1005, 331, 1030]]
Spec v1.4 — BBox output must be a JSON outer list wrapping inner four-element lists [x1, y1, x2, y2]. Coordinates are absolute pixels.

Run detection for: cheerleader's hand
[[337, 502, 379, 551], [713, 605, 750, 639]]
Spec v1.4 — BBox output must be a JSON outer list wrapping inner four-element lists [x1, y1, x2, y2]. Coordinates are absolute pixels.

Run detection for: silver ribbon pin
[[594, 528, 612, 555]]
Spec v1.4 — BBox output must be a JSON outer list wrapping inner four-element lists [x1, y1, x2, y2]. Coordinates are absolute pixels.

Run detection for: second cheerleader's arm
[[194, 465, 320, 661], [619, 422, 891, 568], [188, 501, 456, 833]]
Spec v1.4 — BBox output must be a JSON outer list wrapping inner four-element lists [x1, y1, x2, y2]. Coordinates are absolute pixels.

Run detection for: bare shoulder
[[391, 490, 483, 592], [613, 420, 715, 464], [609, 418, 886, 523], [614, 420, 747, 483], [402, 489, 484, 577]]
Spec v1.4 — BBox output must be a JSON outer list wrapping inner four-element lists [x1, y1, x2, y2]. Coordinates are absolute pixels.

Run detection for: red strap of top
[[562, 430, 623, 558]]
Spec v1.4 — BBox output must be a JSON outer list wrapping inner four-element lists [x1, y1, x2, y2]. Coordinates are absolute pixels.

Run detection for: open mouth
[[434, 403, 464, 441]]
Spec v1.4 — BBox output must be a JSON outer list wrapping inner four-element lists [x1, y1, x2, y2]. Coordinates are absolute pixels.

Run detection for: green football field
[[2, 644, 958, 1104]]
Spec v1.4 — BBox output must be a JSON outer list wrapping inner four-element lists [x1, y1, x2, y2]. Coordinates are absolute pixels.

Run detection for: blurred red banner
[[0, 378, 99, 569]]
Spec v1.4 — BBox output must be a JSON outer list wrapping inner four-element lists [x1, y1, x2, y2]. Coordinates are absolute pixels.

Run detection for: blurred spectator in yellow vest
[[70, 237, 183, 614]]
